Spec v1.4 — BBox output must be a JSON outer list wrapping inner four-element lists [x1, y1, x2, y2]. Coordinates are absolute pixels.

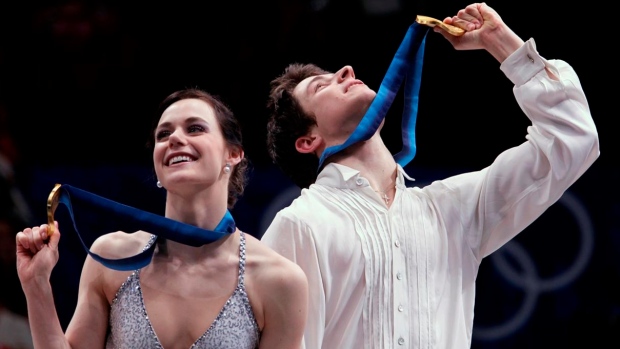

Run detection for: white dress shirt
[[261, 38, 600, 349]]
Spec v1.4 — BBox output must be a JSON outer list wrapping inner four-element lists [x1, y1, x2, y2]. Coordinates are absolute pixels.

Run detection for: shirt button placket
[[393, 226, 407, 347]]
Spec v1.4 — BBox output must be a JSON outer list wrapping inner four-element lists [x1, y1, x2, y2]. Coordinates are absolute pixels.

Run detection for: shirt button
[[394, 240, 401, 248], [396, 272, 403, 280], [398, 304, 404, 312], [398, 337, 405, 345], [355, 178, 364, 186]]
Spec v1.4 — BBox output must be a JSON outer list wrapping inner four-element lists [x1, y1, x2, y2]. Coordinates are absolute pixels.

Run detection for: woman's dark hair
[[147, 88, 248, 209]]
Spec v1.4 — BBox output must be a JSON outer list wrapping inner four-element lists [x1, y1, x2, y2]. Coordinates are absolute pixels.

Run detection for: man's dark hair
[[266, 63, 330, 189]]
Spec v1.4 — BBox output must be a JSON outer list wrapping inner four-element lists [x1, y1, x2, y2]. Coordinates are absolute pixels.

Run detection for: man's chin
[[378, 119, 386, 131], [362, 93, 377, 111]]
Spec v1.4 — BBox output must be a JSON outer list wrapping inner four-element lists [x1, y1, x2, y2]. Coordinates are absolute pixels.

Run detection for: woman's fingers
[[16, 230, 30, 252], [48, 222, 61, 249], [17, 225, 52, 255]]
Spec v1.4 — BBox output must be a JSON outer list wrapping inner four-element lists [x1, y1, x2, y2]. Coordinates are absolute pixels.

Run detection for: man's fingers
[[464, 4, 484, 22], [463, 9, 483, 29], [433, 26, 459, 45], [450, 16, 476, 32]]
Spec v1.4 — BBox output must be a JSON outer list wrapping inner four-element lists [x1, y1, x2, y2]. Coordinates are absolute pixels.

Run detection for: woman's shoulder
[[89, 230, 154, 259]]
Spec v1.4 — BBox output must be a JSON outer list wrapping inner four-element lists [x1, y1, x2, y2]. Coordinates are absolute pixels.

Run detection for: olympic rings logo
[[473, 190, 594, 341], [259, 185, 594, 341]]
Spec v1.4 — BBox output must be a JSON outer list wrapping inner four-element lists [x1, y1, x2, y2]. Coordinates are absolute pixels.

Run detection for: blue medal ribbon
[[50, 184, 235, 271], [317, 22, 430, 170]]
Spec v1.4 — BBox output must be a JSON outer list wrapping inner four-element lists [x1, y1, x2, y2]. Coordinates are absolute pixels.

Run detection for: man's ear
[[295, 134, 323, 154], [295, 134, 322, 154], [226, 145, 244, 166]]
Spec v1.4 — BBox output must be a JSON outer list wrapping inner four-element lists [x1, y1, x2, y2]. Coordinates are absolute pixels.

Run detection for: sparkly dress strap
[[238, 231, 247, 289]]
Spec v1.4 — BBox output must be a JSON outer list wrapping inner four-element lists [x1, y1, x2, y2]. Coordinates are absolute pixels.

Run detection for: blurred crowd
[[0, 100, 33, 349]]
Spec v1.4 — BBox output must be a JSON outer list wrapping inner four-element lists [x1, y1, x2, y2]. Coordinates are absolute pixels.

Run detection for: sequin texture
[[106, 232, 261, 348]]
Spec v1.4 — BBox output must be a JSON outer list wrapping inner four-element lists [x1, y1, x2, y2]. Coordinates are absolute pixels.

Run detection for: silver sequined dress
[[105, 231, 261, 348]]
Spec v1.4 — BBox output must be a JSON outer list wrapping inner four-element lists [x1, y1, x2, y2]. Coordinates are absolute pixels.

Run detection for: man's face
[[293, 65, 376, 147]]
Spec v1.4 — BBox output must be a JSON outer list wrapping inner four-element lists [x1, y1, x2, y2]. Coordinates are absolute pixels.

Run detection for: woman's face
[[152, 98, 231, 192]]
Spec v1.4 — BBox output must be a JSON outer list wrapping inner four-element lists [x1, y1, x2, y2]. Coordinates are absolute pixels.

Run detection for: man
[[261, 2, 599, 349]]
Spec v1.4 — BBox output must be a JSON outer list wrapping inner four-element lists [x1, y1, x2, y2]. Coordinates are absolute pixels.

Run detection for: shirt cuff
[[500, 38, 546, 87]]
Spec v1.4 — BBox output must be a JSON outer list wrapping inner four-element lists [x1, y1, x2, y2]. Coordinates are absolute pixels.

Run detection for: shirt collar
[[315, 163, 415, 190]]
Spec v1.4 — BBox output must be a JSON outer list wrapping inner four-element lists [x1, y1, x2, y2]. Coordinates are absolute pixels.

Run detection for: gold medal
[[46, 183, 62, 236], [416, 15, 465, 36]]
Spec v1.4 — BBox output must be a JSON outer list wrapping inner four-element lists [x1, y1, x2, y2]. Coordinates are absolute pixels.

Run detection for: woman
[[15, 88, 308, 349]]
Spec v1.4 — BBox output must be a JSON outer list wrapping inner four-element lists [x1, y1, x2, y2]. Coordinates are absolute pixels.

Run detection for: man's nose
[[335, 65, 355, 82]]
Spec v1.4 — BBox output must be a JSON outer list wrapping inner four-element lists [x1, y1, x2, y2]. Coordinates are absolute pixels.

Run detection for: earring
[[156, 180, 163, 188], [223, 163, 231, 174]]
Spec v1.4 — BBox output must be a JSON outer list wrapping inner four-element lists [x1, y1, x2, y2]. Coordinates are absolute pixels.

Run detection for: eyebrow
[[156, 116, 208, 130], [305, 75, 330, 96]]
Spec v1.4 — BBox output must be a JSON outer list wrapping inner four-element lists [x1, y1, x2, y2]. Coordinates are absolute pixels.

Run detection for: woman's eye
[[316, 84, 324, 92], [188, 125, 205, 133], [155, 130, 170, 141]]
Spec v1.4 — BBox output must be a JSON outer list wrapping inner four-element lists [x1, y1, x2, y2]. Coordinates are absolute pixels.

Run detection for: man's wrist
[[484, 24, 525, 63]]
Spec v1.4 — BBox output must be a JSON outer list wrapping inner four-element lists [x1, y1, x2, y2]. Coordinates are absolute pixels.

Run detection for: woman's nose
[[168, 129, 186, 147]]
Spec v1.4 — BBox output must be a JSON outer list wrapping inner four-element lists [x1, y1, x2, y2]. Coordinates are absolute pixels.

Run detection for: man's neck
[[328, 135, 398, 191]]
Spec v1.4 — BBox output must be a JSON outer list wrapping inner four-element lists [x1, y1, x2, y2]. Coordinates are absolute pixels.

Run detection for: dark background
[[0, 0, 617, 348]]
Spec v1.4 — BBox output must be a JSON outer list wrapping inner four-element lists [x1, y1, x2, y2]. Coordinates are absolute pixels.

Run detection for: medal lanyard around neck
[[317, 22, 430, 171], [46, 184, 236, 271]]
